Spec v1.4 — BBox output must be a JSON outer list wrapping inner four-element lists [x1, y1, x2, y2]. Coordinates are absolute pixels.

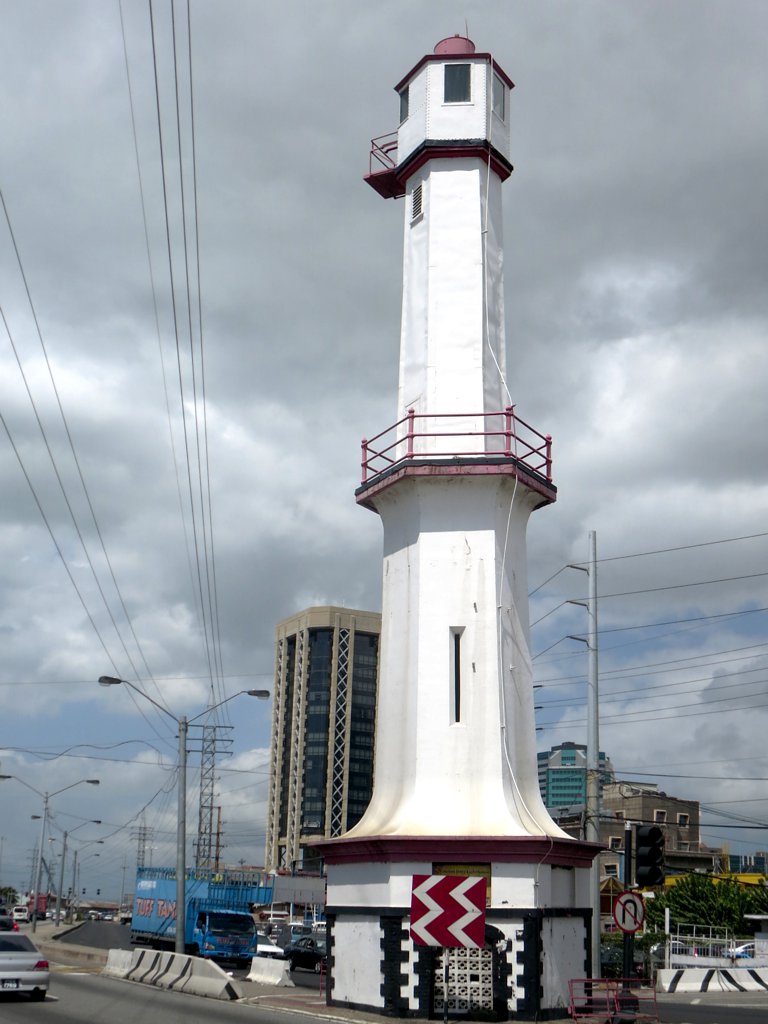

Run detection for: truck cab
[[190, 907, 259, 964]]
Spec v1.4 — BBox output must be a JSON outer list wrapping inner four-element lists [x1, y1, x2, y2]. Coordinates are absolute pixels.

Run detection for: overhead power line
[[0, 190, 174, 732], [529, 530, 768, 593]]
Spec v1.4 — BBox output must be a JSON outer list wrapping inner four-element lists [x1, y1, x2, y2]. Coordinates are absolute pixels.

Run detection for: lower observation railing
[[369, 131, 398, 174], [360, 407, 552, 485]]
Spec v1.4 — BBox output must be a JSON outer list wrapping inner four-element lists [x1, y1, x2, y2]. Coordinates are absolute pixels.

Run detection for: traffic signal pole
[[622, 822, 634, 979]]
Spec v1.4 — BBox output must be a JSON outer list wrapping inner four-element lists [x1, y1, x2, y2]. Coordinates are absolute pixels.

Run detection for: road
[[0, 971, 317, 1024], [13, 921, 768, 1022], [657, 993, 768, 1024]]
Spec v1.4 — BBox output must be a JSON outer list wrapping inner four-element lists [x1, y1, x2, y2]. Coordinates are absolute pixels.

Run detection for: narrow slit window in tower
[[451, 628, 463, 723]]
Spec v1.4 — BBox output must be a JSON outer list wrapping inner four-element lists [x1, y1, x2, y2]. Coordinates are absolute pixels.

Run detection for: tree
[[645, 874, 768, 936], [0, 886, 18, 907]]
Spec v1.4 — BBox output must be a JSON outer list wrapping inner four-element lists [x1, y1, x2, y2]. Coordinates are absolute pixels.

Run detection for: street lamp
[[98, 675, 269, 954], [70, 841, 104, 923], [54, 821, 102, 925], [0, 776, 100, 933]]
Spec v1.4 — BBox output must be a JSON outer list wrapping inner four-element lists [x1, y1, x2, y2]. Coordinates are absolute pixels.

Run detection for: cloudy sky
[[1, 0, 766, 903]]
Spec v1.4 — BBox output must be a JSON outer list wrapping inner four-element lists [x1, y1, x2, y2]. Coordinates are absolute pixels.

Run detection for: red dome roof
[[433, 35, 476, 56]]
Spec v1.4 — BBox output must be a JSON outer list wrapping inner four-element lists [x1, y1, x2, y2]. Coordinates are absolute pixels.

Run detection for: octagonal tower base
[[315, 833, 601, 1021]]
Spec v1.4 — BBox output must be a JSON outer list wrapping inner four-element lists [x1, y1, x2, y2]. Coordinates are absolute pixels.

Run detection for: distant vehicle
[[284, 934, 327, 974], [0, 934, 49, 1000], [11, 907, 29, 924], [102, 913, 114, 922], [273, 922, 313, 949], [650, 940, 696, 961], [727, 942, 755, 959], [0, 919, 19, 932], [254, 934, 287, 960]]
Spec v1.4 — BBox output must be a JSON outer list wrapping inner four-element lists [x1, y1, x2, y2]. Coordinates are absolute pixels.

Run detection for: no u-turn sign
[[612, 891, 645, 934]]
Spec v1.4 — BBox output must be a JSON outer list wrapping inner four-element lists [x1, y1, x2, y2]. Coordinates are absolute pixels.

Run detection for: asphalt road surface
[[0, 971, 321, 1024]]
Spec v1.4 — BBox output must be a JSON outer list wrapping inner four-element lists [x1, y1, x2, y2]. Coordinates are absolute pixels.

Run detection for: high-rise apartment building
[[264, 606, 380, 872], [537, 741, 615, 811]]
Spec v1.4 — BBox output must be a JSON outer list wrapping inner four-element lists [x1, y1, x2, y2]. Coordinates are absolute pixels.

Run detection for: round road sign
[[612, 891, 645, 933]]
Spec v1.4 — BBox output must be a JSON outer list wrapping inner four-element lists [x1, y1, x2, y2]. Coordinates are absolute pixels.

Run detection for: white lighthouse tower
[[318, 37, 599, 1020]]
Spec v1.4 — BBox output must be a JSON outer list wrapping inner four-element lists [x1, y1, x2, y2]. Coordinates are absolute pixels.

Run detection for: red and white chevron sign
[[410, 874, 486, 948]]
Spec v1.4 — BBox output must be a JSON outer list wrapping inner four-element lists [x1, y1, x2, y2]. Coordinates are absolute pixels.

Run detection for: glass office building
[[265, 606, 381, 872], [537, 741, 614, 813]]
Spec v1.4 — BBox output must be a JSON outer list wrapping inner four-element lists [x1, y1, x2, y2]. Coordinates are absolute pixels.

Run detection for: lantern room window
[[399, 85, 409, 124], [492, 72, 505, 120], [444, 63, 471, 103]]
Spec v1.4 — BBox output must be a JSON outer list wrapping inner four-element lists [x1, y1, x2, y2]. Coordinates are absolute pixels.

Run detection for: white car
[[11, 907, 29, 924], [727, 942, 755, 959], [0, 934, 49, 1000], [255, 934, 287, 959]]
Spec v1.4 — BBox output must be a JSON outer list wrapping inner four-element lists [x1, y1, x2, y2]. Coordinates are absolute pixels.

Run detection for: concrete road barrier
[[657, 967, 768, 993], [247, 956, 294, 986], [103, 948, 134, 978], [123, 948, 243, 1000]]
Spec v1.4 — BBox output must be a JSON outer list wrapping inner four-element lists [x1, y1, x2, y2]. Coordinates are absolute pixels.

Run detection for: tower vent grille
[[411, 183, 423, 222]]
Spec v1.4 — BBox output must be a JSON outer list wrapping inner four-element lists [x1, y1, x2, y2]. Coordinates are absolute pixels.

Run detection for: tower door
[[433, 946, 495, 1018]]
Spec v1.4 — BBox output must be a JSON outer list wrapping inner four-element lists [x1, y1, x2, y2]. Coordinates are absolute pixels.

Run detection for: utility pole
[[195, 724, 232, 869], [568, 530, 600, 974], [196, 725, 217, 869]]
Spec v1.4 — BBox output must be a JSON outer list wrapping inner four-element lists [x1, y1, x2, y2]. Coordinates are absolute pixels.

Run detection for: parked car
[[727, 942, 755, 959], [650, 939, 695, 961], [283, 934, 327, 973], [0, 934, 49, 1000], [11, 907, 29, 924]]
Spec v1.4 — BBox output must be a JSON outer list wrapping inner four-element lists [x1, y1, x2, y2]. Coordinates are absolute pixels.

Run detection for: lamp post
[[55, 821, 102, 925], [0, 776, 100, 933], [98, 676, 269, 954], [70, 841, 104, 923]]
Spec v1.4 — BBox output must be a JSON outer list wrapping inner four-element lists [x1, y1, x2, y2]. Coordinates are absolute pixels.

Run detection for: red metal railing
[[360, 407, 553, 484], [369, 131, 398, 174]]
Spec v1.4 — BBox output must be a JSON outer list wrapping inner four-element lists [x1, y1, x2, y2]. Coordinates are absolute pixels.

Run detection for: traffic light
[[635, 824, 665, 886]]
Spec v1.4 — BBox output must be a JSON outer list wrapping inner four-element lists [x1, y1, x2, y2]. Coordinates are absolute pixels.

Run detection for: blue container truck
[[131, 867, 273, 965]]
